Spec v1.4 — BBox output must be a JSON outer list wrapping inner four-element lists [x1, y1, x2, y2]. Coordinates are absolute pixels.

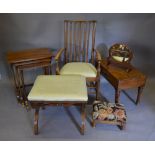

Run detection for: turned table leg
[[16, 66, 24, 104], [10, 65, 19, 99], [81, 104, 86, 135], [115, 88, 121, 103], [20, 70, 26, 97], [136, 86, 144, 105], [34, 108, 40, 135]]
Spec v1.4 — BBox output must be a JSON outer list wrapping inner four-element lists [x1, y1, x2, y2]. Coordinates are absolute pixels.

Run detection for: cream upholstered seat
[[28, 75, 88, 101], [60, 62, 97, 78]]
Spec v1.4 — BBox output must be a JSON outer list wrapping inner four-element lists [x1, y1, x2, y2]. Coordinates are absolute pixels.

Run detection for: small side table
[[101, 59, 147, 104], [7, 48, 55, 108]]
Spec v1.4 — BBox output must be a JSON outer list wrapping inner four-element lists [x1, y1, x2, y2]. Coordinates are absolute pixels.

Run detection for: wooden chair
[[55, 20, 101, 99], [107, 43, 133, 72]]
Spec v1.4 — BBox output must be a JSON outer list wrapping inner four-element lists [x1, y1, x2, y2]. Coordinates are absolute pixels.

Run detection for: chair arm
[[55, 48, 65, 75], [94, 49, 102, 62], [94, 49, 101, 77], [55, 48, 65, 62]]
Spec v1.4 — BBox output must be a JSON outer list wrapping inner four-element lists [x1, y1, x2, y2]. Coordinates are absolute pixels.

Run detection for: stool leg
[[119, 122, 126, 130], [34, 108, 39, 135], [136, 86, 144, 105], [81, 104, 86, 135], [115, 88, 120, 103], [92, 119, 96, 128]]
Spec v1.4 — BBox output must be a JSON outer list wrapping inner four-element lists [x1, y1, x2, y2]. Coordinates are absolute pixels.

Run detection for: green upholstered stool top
[[28, 75, 88, 102]]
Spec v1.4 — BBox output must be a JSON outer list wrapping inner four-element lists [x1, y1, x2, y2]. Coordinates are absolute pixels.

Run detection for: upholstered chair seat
[[60, 62, 97, 78]]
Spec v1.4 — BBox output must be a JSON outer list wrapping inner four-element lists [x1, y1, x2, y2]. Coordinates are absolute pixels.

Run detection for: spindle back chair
[[55, 20, 101, 99]]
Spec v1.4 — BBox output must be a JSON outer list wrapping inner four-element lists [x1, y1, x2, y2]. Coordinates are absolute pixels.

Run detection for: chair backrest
[[64, 20, 97, 63]]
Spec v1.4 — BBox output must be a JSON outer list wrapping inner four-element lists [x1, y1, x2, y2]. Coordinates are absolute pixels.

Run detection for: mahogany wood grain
[[101, 59, 147, 104], [7, 48, 53, 64], [7, 48, 54, 108]]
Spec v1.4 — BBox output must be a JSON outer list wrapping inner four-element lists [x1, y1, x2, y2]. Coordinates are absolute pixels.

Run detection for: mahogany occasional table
[[100, 59, 147, 104], [7, 48, 55, 108]]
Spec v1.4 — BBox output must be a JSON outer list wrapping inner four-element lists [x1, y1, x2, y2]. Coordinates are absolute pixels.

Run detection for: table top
[[101, 59, 147, 89], [7, 48, 54, 64]]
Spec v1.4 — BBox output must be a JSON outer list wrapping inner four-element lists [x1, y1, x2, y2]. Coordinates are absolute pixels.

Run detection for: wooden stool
[[28, 75, 88, 135], [92, 100, 127, 130]]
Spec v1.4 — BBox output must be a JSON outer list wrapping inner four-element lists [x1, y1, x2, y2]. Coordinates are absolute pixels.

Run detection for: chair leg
[[44, 66, 49, 75], [49, 65, 52, 75], [81, 104, 86, 135], [96, 80, 100, 100], [42, 106, 46, 110], [34, 108, 40, 135], [115, 88, 120, 103]]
